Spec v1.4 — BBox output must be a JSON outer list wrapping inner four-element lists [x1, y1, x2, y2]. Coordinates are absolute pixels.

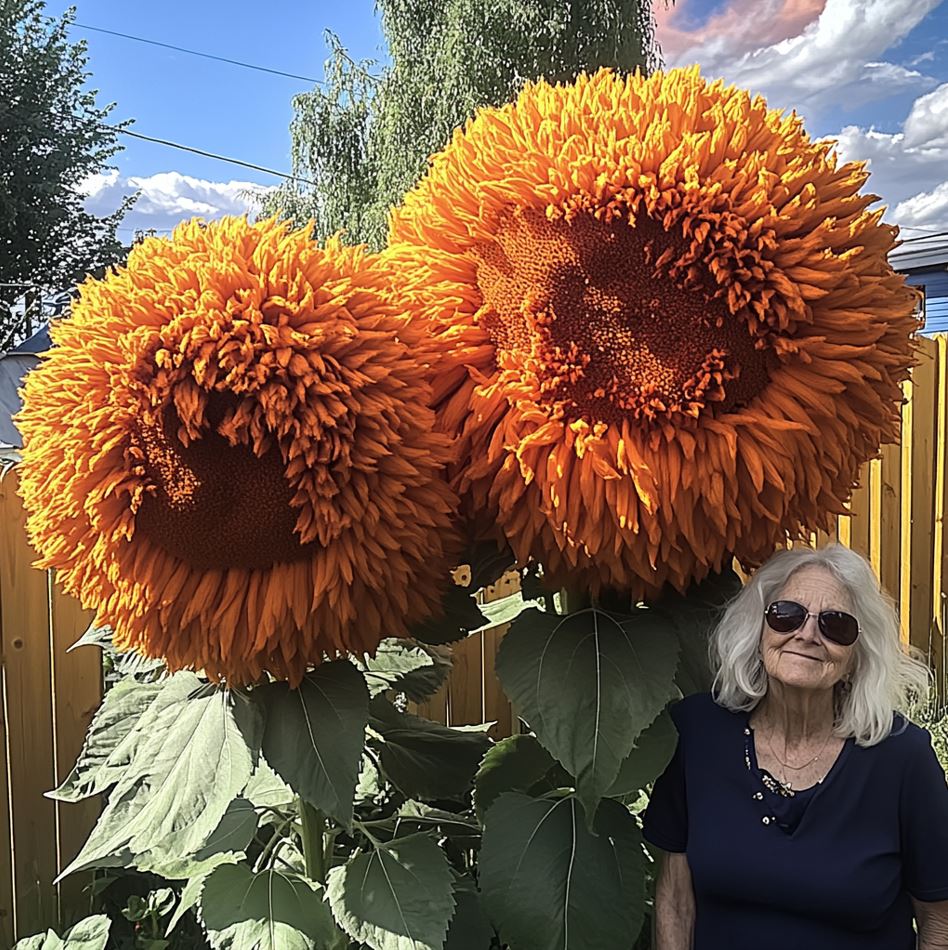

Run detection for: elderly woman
[[644, 544, 948, 949]]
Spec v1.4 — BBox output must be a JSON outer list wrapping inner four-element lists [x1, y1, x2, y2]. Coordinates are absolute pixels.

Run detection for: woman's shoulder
[[669, 690, 741, 734], [863, 714, 937, 761]]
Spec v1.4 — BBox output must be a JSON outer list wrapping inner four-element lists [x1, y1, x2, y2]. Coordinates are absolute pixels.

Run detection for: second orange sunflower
[[387, 67, 919, 597]]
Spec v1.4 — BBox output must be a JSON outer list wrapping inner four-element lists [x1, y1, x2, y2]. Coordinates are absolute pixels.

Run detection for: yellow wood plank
[[482, 624, 512, 739], [868, 457, 883, 577], [907, 339, 938, 659], [0, 495, 13, 950], [899, 377, 914, 646], [446, 631, 483, 727], [836, 511, 852, 548], [932, 335, 948, 703], [0, 471, 57, 938], [49, 582, 100, 923], [879, 441, 903, 612], [848, 464, 871, 559]]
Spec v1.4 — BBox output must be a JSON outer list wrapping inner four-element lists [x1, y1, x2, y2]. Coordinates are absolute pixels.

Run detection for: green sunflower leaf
[[479, 793, 645, 950], [326, 833, 455, 950], [257, 660, 370, 828], [367, 696, 490, 799], [13, 915, 111, 950], [57, 676, 262, 880], [444, 880, 494, 950], [358, 638, 452, 701], [495, 607, 679, 823], [200, 865, 342, 950], [473, 734, 557, 821], [604, 709, 677, 797]]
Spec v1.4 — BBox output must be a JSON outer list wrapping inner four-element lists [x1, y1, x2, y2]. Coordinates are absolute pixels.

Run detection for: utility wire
[[102, 124, 317, 186], [73, 22, 323, 85]]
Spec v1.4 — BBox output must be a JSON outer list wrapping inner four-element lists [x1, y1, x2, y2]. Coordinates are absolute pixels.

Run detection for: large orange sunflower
[[17, 217, 458, 685], [386, 67, 918, 598]]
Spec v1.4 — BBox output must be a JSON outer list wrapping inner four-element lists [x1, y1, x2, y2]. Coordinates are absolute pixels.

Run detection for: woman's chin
[[771, 655, 832, 690]]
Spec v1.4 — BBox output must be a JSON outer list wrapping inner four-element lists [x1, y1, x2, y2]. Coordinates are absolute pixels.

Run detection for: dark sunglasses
[[764, 600, 860, 646]]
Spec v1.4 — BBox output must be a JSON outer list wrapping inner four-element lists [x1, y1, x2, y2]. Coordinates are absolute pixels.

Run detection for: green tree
[[0, 0, 130, 347], [264, 0, 664, 248]]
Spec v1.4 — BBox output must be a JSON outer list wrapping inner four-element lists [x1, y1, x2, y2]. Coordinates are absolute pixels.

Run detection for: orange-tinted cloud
[[655, 0, 827, 63]]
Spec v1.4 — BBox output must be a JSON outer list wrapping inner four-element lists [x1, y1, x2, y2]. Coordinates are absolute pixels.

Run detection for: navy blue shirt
[[643, 692, 948, 950]]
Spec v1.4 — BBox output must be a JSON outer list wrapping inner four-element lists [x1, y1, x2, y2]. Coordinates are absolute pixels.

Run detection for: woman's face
[[760, 565, 857, 694]]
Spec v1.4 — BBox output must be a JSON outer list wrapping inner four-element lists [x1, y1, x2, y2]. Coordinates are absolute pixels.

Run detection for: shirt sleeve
[[642, 733, 688, 853], [900, 727, 948, 902]]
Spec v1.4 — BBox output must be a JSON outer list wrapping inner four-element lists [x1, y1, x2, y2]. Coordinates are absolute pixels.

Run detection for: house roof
[[0, 326, 47, 448], [890, 233, 948, 273]]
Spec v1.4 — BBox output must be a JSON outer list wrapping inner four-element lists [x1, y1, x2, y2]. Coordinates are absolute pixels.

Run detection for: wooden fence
[[0, 334, 947, 942], [0, 469, 100, 946]]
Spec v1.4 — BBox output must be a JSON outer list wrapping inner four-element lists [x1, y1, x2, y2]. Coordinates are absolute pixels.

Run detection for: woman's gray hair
[[710, 544, 932, 747]]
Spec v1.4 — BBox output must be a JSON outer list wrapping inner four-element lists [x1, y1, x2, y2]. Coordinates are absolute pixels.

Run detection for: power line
[[72, 22, 322, 85], [103, 124, 316, 186]]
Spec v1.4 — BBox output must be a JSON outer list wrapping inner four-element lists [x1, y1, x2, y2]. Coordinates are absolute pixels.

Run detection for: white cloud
[[902, 84, 948, 149], [830, 84, 948, 232], [907, 50, 936, 67], [81, 169, 273, 236], [894, 181, 948, 227], [661, 0, 940, 118]]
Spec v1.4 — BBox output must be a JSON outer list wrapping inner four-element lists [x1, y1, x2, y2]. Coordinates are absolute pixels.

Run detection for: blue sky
[[48, 0, 948, 236], [50, 0, 385, 185]]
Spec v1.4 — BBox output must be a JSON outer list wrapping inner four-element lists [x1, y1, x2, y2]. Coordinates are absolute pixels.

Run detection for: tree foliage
[[263, 0, 663, 248], [0, 0, 130, 344]]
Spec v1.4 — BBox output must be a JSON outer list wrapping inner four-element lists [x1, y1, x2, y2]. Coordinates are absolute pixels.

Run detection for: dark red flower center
[[473, 207, 775, 426], [132, 407, 314, 569]]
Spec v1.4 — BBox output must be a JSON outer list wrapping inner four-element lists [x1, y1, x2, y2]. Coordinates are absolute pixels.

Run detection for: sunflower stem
[[299, 798, 326, 884]]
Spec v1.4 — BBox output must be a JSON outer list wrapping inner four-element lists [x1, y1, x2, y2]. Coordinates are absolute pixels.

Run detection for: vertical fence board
[[0, 513, 12, 950], [900, 377, 915, 645], [49, 584, 99, 923], [908, 340, 938, 658], [879, 443, 903, 609], [447, 632, 484, 726], [0, 473, 57, 938], [934, 336, 948, 706], [482, 624, 512, 738], [848, 465, 872, 559]]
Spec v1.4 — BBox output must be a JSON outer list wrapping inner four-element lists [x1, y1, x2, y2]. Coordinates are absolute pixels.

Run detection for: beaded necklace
[[744, 725, 795, 798]]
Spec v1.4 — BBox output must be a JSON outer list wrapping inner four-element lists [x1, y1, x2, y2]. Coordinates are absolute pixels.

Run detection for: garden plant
[[13, 67, 919, 950]]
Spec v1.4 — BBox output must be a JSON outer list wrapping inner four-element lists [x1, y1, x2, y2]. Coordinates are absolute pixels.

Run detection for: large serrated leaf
[[327, 833, 455, 950], [49, 678, 164, 802], [137, 797, 257, 878], [479, 793, 644, 950], [657, 566, 742, 696], [58, 678, 262, 879], [358, 639, 452, 701], [496, 608, 679, 821], [605, 709, 677, 797], [13, 914, 111, 950], [201, 865, 342, 950], [257, 661, 369, 828], [473, 734, 556, 822], [367, 697, 490, 799], [445, 883, 494, 950]]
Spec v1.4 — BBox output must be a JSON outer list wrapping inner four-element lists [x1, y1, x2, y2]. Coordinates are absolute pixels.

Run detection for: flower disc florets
[[387, 67, 918, 597], [17, 216, 458, 684]]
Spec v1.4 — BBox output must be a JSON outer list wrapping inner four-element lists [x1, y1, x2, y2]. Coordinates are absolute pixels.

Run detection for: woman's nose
[[795, 613, 822, 641]]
